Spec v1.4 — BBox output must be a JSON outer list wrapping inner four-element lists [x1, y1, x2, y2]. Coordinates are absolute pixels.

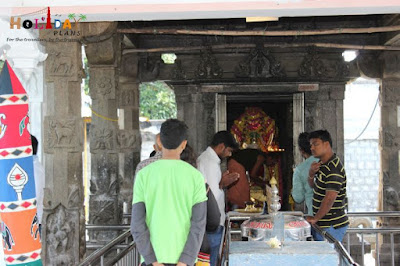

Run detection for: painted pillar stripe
[[0, 94, 29, 106], [0, 146, 33, 159], [4, 249, 42, 264], [0, 199, 37, 212], [0, 61, 42, 266], [2, 63, 25, 94]]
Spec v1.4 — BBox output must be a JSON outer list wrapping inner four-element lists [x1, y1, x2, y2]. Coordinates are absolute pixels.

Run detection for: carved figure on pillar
[[195, 49, 223, 79], [298, 48, 328, 78], [46, 205, 75, 266], [235, 45, 285, 78]]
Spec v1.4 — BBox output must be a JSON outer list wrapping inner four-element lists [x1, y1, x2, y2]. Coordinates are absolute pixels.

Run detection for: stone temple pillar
[[39, 31, 85, 265], [174, 85, 214, 155], [378, 51, 400, 265], [118, 53, 141, 214], [85, 27, 122, 241], [304, 84, 345, 160]]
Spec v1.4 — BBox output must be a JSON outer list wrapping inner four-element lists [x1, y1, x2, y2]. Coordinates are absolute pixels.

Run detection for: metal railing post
[[361, 233, 364, 266], [390, 233, 395, 266], [376, 233, 380, 266], [347, 233, 351, 253]]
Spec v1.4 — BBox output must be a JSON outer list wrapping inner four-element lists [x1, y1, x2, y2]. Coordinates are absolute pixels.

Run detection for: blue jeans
[[312, 225, 348, 242], [207, 225, 224, 266]]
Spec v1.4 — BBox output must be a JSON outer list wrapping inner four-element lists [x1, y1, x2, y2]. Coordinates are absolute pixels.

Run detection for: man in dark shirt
[[306, 130, 349, 242]]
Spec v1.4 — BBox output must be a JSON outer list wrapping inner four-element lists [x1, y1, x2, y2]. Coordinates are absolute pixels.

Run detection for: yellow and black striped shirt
[[312, 154, 349, 228]]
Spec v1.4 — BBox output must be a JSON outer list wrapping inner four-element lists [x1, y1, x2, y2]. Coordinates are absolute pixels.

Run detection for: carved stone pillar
[[304, 84, 345, 160], [378, 51, 400, 265], [85, 29, 122, 241], [118, 53, 141, 214], [39, 31, 85, 265], [174, 85, 213, 154]]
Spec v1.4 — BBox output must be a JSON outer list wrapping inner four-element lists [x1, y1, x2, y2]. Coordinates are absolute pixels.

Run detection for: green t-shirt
[[133, 159, 208, 264]]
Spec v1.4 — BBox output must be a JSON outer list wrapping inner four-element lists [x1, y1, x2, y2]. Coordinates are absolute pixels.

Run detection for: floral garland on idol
[[230, 107, 283, 201]]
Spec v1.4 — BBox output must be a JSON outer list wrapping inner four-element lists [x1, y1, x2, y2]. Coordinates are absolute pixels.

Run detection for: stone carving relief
[[89, 197, 120, 241], [203, 93, 216, 146], [382, 51, 400, 79], [235, 46, 285, 78], [383, 87, 396, 103], [68, 184, 82, 209], [195, 49, 223, 79], [91, 127, 114, 152], [385, 132, 394, 147], [96, 77, 112, 96], [380, 131, 395, 148], [335, 61, 350, 78], [304, 102, 316, 132], [298, 48, 352, 80], [89, 69, 116, 100], [139, 57, 161, 81], [379, 181, 400, 227], [90, 198, 118, 224], [46, 204, 77, 266], [117, 130, 140, 150], [119, 89, 135, 107], [119, 152, 140, 208], [89, 154, 119, 226], [47, 52, 74, 77], [172, 59, 186, 80], [383, 185, 400, 225], [90, 154, 118, 195], [382, 171, 390, 185], [119, 88, 139, 107], [45, 118, 80, 152], [298, 48, 328, 78]]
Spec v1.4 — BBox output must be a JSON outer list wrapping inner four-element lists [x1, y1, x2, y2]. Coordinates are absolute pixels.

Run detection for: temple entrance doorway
[[224, 93, 300, 211]]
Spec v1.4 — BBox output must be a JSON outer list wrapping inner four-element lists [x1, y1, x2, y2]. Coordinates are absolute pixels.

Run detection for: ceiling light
[[161, 53, 177, 64], [342, 50, 358, 62], [246, 17, 279, 23]]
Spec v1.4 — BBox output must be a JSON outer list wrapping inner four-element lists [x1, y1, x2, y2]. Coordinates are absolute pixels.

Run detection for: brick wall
[[345, 139, 379, 212]]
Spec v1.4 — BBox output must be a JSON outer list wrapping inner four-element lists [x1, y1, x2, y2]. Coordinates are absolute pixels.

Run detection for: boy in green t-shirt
[[131, 119, 208, 266]]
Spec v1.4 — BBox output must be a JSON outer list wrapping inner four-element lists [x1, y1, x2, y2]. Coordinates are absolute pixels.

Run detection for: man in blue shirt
[[292, 132, 318, 216]]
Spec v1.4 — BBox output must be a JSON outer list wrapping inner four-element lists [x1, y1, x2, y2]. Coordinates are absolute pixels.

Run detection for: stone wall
[[345, 139, 379, 212]]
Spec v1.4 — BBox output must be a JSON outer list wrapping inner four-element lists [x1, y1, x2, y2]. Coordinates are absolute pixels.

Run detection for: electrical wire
[[88, 105, 119, 122], [345, 95, 379, 145]]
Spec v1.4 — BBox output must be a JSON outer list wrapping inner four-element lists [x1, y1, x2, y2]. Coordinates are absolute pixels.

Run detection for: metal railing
[[312, 224, 359, 266], [79, 229, 136, 266], [225, 211, 400, 266], [82, 211, 400, 266], [344, 212, 400, 266]]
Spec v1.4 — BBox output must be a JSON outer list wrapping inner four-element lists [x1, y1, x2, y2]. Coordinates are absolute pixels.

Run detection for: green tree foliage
[[140, 81, 177, 119], [83, 57, 89, 95], [0, 60, 4, 72]]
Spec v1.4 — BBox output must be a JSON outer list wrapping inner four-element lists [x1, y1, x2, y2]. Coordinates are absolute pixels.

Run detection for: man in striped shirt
[[306, 130, 349, 242]]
